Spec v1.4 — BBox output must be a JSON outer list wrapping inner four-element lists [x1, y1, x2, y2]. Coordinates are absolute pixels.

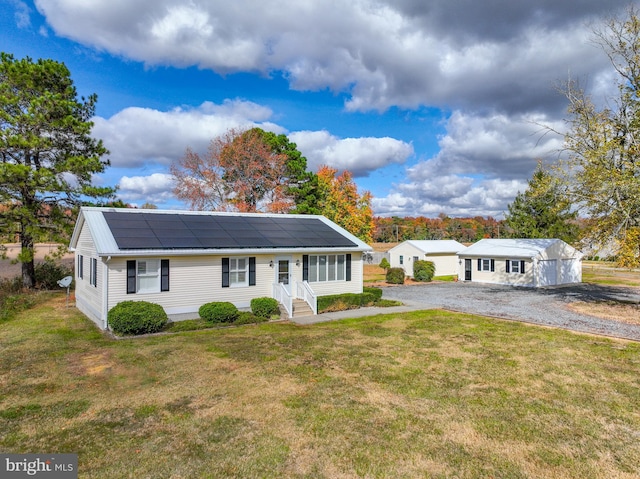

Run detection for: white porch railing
[[273, 282, 293, 318], [295, 280, 317, 315]]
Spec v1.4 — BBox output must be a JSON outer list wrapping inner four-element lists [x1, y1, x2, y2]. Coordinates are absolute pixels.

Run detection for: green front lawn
[[1, 293, 639, 478]]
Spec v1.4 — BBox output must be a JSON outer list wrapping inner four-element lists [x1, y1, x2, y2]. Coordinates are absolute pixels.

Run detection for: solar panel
[[102, 211, 358, 250]]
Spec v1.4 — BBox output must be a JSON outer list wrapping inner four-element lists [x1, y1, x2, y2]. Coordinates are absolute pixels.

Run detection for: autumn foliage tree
[[171, 128, 292, 213], [316, 165, 374, 243], [171, 128, 320, 213]]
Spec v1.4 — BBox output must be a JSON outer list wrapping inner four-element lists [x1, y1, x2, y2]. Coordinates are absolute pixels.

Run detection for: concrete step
[[281, 299, 314, 319]]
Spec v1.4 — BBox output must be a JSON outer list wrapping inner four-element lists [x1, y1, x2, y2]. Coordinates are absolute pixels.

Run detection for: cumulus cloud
[[35, 0, 627, 113], [117, 173, 175, 205], [372, 110, 565, 217], [93, 99, 284, 168], [289, 130, 414, 177]]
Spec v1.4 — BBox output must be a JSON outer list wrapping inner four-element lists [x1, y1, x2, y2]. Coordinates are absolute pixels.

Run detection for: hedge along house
[[387, 240, 465, 278], [69, 207, 372, 330], [457, 238, 583, 288]]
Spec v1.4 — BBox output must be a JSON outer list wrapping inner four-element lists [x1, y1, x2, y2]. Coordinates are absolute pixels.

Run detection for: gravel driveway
[[381, 282, 640, 341]]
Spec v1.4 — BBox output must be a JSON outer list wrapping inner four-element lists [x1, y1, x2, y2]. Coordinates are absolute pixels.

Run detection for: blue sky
[[1, 0, 631, 217]]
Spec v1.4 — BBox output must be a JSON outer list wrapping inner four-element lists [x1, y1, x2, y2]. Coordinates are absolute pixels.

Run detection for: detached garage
[[458, 239, 583, 287], [388, 240, 465, 278]]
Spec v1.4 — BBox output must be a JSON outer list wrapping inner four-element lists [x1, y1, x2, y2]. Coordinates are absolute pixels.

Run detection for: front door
[[464, 259, 472, 281], [276, 257, 291, 294]]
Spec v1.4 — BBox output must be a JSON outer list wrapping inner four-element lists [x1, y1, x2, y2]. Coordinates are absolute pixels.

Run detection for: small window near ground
[[77, 255, 84, 279], [400, 255, 404, 265]]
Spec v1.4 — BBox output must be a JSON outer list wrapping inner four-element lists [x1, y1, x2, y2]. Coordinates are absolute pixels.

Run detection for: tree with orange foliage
[[317, 166, 374, 243], [171, 128, 292, 213]]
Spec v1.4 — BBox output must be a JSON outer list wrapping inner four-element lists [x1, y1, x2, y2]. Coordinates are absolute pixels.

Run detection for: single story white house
[[457, 238, 583, 287], [388, 240, 465, 277], [69, 207, 371, 330]]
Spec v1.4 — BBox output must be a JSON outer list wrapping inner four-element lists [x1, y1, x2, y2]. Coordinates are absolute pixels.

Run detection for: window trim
[[222, 257, 255, 288], [90, 258, 97, 287], [77, 254, 83, 279], [506, 259, 526, 275]]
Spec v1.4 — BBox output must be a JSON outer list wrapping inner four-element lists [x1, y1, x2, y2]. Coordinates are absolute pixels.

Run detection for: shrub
[[199, 302, 239, 323], [363, 286, 383, 300], [108, 301, 168, 335], [318, 293, 362, 313], [413, 260, 436, 282], [250, 297, 280, 318], [378, 257, 390, 270], [35, 260, 73, 290], [360, 292, 376, 307], [386, 267, 405, 284]]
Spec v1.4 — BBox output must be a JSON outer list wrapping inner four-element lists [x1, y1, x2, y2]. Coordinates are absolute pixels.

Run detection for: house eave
[[92, 246, 371, 258]]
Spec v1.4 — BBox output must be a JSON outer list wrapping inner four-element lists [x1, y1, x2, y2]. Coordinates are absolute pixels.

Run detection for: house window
[[478, 258, 495, 272], [400, 255, 404, 265], [222, 257, 255, 288], [77, 255, 84, 279], [127, 259, 170, 294], [90, 258, 97, 287], [307, 254, 347, 282], [229, 257, 248, 287], [506, 259, 526, 274], [413, 256, 419, 262]]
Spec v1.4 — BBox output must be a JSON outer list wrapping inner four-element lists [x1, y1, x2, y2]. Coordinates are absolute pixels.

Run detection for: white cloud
[[11, 0, 31, 28], [117, 173, 175, 205], [290, 130, 413, 177], [372, 110, 563, 217], [35, 0, 625, 113], [93, 99, 284, 168]]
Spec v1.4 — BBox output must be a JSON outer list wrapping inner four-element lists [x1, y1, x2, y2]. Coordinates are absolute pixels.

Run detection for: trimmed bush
[[414, 260, 436, 282], [363, 286, 383, 301], [318, 293, 362, 313], [386, 267, 405, 284], [108, 301, 168, 335], [360, 292, 376, 307], [378, 257, 390, 270], [199, 302, 239, 323], [250, 297, 280, 318]]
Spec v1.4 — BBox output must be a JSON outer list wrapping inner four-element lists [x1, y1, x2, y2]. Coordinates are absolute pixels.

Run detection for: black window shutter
[[161, 259, 170, 291], [126, 260, 136, 294], [249, 257, 256, 286], [505, 260, 510, 273], [490, 259, 495, 272], [303, 255, 309, 281], [477, 258, 481, 271], [222, 258, 230, 288], [520, 260, 525, 274], [346, 254, 352, 281]]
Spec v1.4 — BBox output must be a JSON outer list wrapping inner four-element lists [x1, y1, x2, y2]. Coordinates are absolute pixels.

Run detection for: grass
[[1, 293, 640, 478], [582, 261, 640, 287]]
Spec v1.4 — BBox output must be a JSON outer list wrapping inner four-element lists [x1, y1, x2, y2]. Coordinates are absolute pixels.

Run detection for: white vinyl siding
[[74, 224, 103, 327]]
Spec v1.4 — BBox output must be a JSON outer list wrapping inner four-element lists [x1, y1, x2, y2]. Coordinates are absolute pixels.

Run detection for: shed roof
[[70, 207, 371, 256], [403, 240, 466, 254], [458, 238, 566, 259]]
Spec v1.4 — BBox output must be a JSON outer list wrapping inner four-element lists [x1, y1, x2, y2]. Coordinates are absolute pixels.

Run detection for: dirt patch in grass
[[567, 301, 640, 325]]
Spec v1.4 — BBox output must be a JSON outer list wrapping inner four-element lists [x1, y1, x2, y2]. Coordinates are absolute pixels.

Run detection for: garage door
[[538, 260, 557, 287]]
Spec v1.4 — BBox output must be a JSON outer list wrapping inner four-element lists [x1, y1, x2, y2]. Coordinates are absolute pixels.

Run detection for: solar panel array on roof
[[102, 211, 358, 250]]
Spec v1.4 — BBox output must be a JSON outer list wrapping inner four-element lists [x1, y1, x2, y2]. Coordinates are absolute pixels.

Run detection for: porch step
[[282, 299, 314, 319]]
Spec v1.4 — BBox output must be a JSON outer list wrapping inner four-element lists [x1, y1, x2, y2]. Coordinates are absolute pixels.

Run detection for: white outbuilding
[[457, 238, 583, 287], [388, 240, 466, 278]]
